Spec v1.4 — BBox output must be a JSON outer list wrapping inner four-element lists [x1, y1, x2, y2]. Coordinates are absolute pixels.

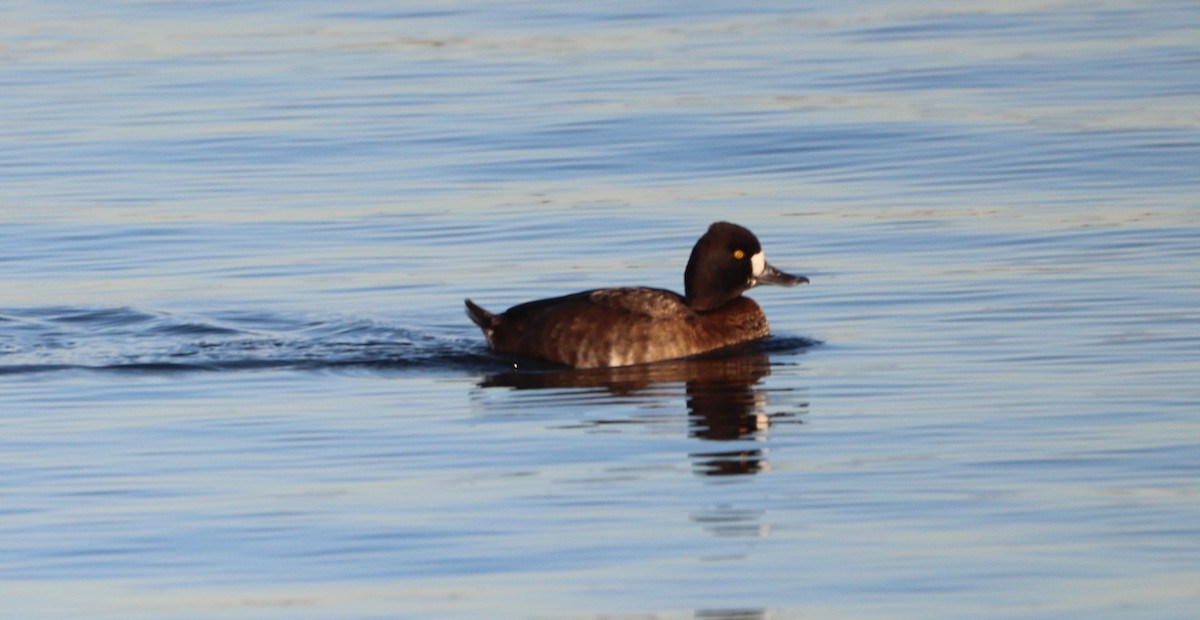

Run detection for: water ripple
[[0, 306, 500, 375]]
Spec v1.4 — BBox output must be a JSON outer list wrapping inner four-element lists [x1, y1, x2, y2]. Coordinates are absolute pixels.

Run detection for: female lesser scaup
[[465, 221, 807, 368]]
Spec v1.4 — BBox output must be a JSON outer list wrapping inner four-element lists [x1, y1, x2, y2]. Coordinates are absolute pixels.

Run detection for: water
[[2, 1, 1199, 617]]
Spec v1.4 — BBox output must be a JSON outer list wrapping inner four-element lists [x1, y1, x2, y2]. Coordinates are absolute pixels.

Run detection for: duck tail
[[464, 298, 498, 333]]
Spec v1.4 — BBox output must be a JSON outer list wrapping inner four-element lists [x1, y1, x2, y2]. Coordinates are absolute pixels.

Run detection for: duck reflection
[[479, 347, 805, 476]]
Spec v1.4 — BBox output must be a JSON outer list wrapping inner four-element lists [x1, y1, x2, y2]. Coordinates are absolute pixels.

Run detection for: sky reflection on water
[[2, 0, 1199, 618]]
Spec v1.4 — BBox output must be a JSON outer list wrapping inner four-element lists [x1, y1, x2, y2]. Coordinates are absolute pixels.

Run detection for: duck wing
[[583, 287, 693, 320]]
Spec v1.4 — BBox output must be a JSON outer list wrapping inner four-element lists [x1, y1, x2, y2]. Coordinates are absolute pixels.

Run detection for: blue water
[[3, 1, 1199, 618]]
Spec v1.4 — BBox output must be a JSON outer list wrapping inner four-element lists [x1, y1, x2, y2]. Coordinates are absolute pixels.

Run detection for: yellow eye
[[733, 249, 745, 260]]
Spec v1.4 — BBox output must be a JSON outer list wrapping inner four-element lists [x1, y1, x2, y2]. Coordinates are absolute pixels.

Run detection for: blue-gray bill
[[753, 262, 808, 288]]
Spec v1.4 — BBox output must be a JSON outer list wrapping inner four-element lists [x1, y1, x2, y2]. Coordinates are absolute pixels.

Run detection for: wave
[[0, 306, 502, 376]]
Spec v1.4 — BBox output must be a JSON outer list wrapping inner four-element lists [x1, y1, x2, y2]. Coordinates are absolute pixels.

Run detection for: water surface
[[2, 1, 1199, 618]]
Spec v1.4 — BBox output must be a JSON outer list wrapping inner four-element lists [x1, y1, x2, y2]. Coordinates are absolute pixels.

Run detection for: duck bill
[[753, 262, 808, 287]]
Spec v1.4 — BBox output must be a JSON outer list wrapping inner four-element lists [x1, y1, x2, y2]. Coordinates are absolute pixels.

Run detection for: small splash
[[0, 306, 502, 375]]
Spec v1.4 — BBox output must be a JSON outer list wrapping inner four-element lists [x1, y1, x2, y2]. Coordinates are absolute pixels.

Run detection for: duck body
[[466, 222, 807, 369], [466, 287, 770, 368]]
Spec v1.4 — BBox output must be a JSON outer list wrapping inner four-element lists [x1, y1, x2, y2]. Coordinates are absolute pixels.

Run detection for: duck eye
[[732, 249, 745, 260]]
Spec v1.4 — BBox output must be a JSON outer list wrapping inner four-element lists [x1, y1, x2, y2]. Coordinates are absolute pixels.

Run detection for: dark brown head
[[683, 222, 808, 311]]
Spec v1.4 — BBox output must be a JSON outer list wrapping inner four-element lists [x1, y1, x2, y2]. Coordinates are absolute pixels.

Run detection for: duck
[[465, 221, 808, 368]]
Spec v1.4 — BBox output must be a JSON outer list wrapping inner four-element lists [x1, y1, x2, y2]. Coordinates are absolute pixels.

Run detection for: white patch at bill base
[[751, 252, 766, 277]]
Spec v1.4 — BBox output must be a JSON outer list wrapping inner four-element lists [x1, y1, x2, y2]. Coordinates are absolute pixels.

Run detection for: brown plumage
[[465, 222, 807, 368]]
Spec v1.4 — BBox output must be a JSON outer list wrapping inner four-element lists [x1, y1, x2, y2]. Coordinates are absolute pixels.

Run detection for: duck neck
[[684, 262, 744, 312], [686, 290, 741, 312]]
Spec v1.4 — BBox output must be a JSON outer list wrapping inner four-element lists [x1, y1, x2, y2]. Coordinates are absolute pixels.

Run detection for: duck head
[[683, 221, 808, 311]]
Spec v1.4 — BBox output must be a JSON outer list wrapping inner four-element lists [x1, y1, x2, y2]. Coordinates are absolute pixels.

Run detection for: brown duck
[[466, 221, 808, 368]]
